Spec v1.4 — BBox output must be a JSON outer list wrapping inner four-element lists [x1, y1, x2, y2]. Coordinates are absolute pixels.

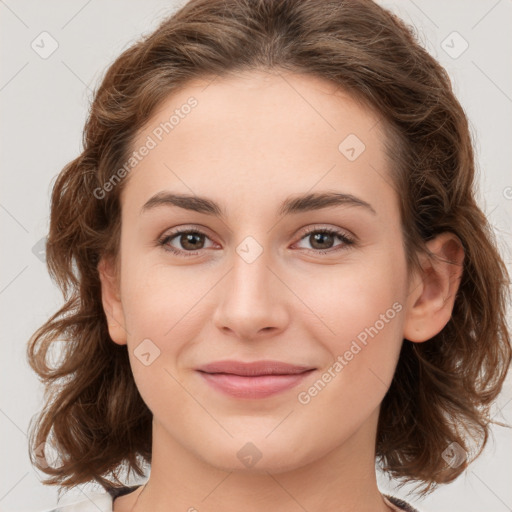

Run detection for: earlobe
[[97, 256, 128, 346], [403, 232, 465, 343]]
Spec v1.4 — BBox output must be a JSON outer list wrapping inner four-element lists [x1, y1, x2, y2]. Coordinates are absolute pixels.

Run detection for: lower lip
[[198, 370, 315, 399]]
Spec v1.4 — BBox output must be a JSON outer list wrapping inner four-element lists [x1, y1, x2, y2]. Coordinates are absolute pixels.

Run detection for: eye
[[157, 225, 355, 258], [293, 225, 355, 254], [157, 227, 216, 257]]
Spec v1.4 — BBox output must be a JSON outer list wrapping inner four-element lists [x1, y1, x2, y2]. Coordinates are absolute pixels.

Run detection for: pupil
[[312, 232, 333, 249], [183, 233, 203, 249]]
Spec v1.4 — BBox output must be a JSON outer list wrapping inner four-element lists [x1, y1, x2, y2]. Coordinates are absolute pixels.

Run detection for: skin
[[98, 69, 464, 512]]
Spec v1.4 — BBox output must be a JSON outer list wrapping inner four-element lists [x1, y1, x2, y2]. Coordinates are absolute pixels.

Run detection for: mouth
[[196, 360, 316, 399]]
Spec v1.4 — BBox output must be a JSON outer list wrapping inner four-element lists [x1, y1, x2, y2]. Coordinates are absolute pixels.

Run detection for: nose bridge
[[212, 233, 288, 337], [230, 234, 277, 310], [232, 236, 272, 299]]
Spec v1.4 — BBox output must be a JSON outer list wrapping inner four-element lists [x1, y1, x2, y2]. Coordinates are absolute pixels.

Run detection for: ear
[[97, 255, 127, 345], [403, 232, 464, 343]]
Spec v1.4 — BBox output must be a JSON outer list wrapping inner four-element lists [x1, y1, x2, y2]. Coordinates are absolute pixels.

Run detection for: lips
[[196, 360, 316, 399], [197, 360, 314, 376]]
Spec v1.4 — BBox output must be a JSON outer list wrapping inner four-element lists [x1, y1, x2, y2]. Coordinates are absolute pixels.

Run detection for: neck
[[121, 407, 393, 512]]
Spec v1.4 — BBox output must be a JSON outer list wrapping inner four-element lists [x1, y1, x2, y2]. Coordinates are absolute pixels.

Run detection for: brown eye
[[295, 227, 355, 254], [308, 231, 336, 250], [158, 228, 215, 257], [177, 232, 206, 250]]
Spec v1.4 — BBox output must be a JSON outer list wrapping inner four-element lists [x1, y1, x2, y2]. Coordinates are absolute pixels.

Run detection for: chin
[[194, 434, 318, 475]]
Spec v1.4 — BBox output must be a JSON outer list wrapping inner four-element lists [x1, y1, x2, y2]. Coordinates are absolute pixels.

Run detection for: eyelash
[[157, 225, 355, 258]]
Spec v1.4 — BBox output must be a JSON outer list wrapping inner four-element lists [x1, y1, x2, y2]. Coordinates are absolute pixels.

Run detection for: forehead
[[123, 70, 396, 220]]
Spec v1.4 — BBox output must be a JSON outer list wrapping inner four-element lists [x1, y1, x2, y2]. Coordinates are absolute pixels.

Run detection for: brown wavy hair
[[27, 0, 511, 498]]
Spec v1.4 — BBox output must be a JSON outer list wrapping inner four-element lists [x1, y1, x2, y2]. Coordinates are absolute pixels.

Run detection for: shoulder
[[37, 489, 421, 512], [36, 492, 113, 512], [35, 485, 141, 512]]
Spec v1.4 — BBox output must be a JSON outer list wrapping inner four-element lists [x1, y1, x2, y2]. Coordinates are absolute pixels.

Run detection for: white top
[[39, 492, 113, 512]]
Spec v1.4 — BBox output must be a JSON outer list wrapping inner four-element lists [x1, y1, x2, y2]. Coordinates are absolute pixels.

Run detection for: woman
[[27, 0, 511, 511]]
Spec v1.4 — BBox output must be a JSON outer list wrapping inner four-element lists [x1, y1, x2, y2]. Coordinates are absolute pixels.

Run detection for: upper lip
[[197, 360, 315, 376]]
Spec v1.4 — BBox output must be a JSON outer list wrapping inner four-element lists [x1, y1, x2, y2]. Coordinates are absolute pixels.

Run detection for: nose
[[212, 241, 289, 341]]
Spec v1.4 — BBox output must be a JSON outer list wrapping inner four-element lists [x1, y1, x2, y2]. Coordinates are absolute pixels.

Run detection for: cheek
[[290, 274, 405, 465], [294, 250, 406, 399], [296, 254, 406, 345], [119, 261, 201, 416], [121, 255, 211, 336], [119, 259, 217, 406]]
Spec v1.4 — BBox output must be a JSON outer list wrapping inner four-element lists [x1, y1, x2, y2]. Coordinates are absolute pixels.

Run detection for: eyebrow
[[140, 191, 377, 217]]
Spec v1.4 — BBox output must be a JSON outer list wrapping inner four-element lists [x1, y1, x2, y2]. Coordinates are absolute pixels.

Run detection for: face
[[99, 70, 419, 473]]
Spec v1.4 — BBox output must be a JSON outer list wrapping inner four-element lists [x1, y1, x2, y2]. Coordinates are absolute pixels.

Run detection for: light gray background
[[1, 1, 511, 511]]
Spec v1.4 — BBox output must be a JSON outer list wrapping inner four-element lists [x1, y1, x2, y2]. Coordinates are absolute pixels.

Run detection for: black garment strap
[[107, 485, 143, 499], [383, 494, 420, 512]]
